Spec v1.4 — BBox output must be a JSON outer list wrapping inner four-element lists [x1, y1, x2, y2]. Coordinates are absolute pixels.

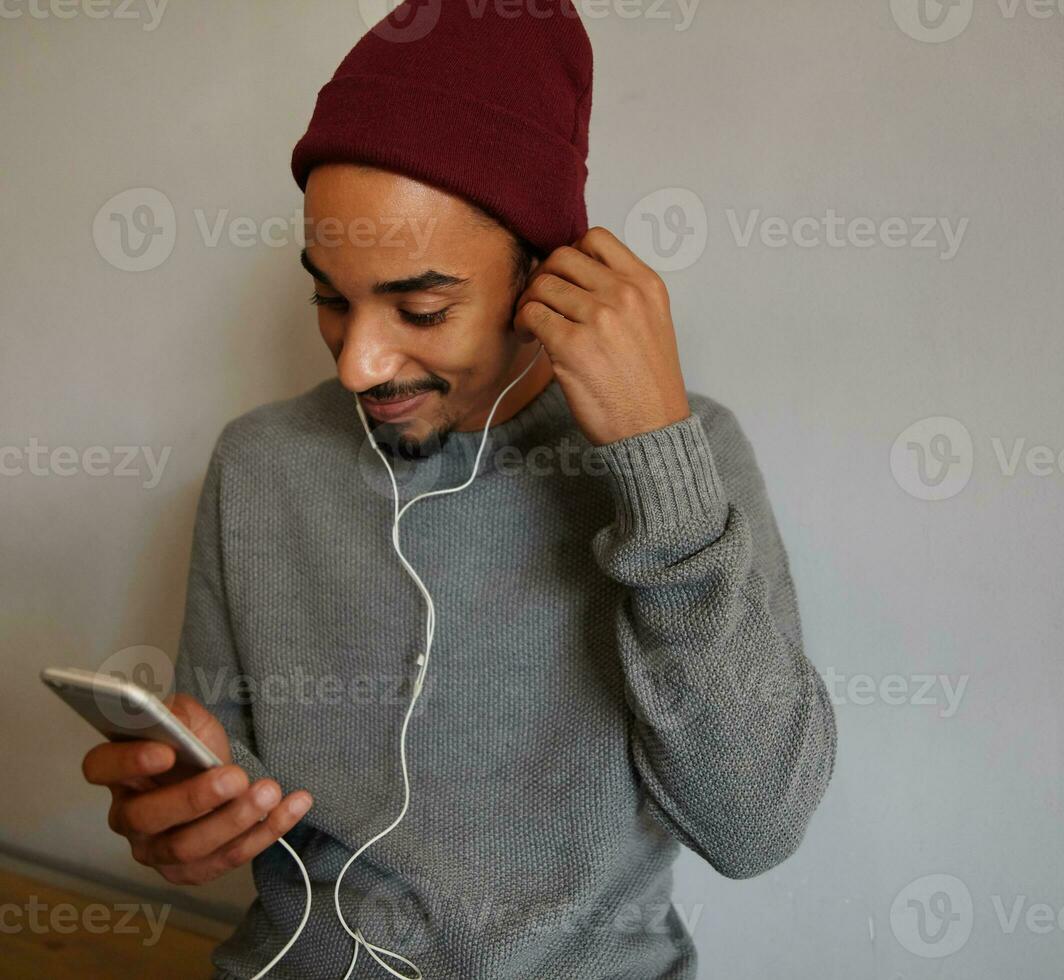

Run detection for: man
[[81, 2, 837, 977]]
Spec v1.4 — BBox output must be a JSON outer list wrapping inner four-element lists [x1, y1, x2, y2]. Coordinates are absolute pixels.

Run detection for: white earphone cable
[[249, 343, 546, 980]]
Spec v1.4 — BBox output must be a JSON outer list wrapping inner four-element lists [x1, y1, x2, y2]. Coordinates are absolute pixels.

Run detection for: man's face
[[302, 163, 540, 459]]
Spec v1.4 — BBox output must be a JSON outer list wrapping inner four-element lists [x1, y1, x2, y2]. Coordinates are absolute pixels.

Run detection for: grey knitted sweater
[[173, 374, 837, 980]]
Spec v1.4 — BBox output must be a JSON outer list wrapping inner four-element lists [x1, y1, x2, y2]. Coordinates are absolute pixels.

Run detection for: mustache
[[363, 379, 447, 401]]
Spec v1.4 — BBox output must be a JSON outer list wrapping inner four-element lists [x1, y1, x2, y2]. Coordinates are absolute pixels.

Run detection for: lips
[[360, 390, 432, 421]]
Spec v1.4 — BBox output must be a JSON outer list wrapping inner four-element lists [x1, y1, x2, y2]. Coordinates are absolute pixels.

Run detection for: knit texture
[[290, 0, 593, 255], [174, 375, 837, 979]]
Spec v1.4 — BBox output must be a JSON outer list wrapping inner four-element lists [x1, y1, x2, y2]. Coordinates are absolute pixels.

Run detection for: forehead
[[303, 163, 500, 282], [305, 163, 463, 226]]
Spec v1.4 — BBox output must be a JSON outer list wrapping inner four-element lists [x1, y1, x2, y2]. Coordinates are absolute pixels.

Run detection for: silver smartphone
[[40, 666, 222, 770]]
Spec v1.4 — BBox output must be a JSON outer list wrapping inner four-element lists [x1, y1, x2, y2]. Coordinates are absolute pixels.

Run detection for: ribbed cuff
[[588, 413, 729, 538]]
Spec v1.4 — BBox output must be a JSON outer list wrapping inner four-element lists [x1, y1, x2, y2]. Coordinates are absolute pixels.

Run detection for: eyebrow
[[300, 248, 469, 294]]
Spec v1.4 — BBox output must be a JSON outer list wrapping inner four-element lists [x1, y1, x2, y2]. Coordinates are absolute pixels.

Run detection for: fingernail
[[289, 795, 312, 817], [254, 783, 281, 807]]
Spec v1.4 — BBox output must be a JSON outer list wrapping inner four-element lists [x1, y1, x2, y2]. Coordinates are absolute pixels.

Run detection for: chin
[[370, 417, 450, 460]]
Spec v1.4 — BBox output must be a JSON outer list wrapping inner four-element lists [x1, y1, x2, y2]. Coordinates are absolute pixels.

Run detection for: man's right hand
[[81, 693, 314, 885]]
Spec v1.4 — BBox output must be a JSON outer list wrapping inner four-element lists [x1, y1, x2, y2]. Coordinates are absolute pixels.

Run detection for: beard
[[366, 415, 454, 461]]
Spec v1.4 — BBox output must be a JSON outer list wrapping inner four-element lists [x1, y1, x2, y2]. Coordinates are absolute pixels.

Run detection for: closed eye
[[401, 308, 450, 326], [309, 292, 450, 327], [309, 291, 347, 310]]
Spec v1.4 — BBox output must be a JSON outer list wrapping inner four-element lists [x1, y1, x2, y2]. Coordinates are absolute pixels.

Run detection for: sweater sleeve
[[171, 430, 275, 788], [586, 404, 837, 880]]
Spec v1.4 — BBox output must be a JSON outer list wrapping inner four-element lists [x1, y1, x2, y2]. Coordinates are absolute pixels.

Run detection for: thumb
[[165, 692, 233, 765]]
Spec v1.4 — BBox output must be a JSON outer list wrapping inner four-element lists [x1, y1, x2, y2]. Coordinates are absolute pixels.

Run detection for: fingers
[[83, 740, 176, 788], [115, 764, 249, 837], [84, 694, 313, 887], [572, 225, 648, 277], [209, 791, 314, 870], [533, 243, 612, 294], [155, 791, 314, 886], [142, 779, 283, 866], [522, 271, 596, 324], [513, 299, 567, 352]]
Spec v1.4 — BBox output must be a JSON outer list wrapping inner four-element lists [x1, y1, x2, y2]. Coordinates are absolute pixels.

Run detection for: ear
[[517, 256, 541, 302], [511, 258, 540, 342]]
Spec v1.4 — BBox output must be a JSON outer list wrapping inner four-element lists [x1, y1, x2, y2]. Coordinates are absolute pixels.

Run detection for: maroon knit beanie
[[291, 0, 593, 256]]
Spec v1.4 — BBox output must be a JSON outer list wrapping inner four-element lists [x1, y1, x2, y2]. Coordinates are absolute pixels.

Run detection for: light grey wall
[[2, 1, 1062, 976]]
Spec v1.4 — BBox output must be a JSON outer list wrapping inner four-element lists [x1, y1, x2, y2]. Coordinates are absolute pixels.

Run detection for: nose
[[334, 312, 406, 396]]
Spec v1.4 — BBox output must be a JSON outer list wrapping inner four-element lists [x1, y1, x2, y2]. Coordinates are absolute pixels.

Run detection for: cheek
[[449, 300, 513, 356]]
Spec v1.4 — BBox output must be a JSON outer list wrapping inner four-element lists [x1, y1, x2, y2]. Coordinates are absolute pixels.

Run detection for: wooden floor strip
[[0, 867, 218, 979]]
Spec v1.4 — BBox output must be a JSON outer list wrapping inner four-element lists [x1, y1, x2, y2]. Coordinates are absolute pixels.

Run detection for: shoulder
[[213, 377, 361, 466]]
